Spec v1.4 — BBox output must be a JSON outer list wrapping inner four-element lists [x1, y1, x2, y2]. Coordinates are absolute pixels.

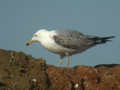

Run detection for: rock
[[0, 48, 120, 90]]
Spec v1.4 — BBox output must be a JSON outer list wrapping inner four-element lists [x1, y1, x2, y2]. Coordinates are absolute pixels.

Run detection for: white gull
[[26, 29, 114, 67]]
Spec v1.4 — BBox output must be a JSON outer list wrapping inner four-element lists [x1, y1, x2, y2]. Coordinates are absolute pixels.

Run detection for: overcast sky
[[0, 0, 120, 67]]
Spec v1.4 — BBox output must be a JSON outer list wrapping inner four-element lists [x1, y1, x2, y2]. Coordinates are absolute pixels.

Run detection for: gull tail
[[90, 36, 115, 44]]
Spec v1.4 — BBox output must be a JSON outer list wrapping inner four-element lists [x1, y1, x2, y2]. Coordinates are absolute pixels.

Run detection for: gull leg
[[66, 53, 70, 67], [58, 55, 63, 67]]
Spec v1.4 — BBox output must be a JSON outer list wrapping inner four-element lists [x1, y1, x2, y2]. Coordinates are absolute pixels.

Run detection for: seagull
[[26, 29, 115, 67]]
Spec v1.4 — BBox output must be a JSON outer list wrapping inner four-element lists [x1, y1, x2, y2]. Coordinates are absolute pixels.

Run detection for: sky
[[0, 0, 120, 67]]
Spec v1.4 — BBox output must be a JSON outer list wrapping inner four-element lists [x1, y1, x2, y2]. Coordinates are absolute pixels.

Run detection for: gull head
[[26, 29, 48, 46]]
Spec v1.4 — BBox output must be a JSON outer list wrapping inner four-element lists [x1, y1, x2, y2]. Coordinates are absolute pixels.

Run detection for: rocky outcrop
[[0, 49, 120, 90]]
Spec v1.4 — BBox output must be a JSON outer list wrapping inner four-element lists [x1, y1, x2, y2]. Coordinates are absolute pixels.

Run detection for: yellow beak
[[26, 40, 36, 46]]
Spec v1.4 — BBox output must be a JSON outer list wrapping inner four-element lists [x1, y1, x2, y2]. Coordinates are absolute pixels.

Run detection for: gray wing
[[53, 30, 96, 49]]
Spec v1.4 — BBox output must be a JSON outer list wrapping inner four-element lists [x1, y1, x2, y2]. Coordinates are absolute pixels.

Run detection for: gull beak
[[26, 40, 36, 46]]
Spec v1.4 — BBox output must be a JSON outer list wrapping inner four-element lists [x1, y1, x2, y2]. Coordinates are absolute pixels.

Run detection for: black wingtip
[[98, 35, 115, 44], [102, 36, 115, 39]]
